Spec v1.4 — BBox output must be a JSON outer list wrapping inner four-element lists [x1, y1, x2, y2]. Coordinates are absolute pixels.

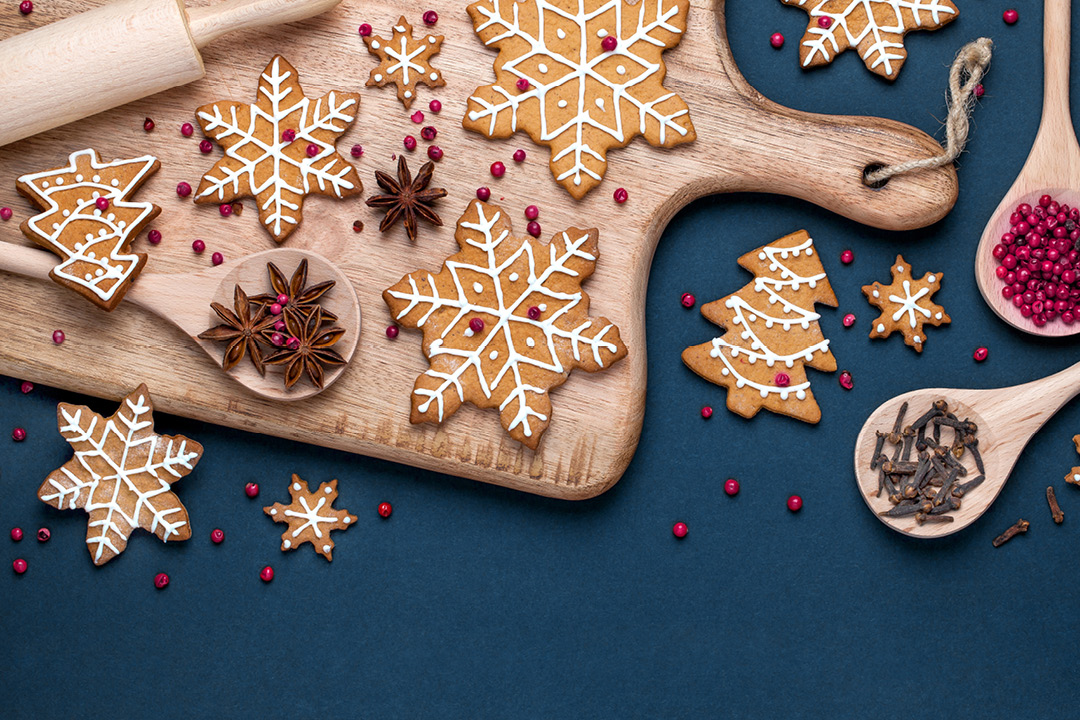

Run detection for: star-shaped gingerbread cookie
[[194, 55, 362, 242], [780, 0, 959, 80], [363, 17, 445, 109], [1065, 436, 1080, 487], [37, 384, 202, 566], [264, 475, 357, 561], [863, 255, 950, 352]]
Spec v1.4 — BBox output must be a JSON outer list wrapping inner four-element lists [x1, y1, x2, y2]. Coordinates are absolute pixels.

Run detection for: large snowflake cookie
[[464, 0, 695, 199], [363, 16, 445, 109], [37, 384, 202, 566], [194, 55, 362, 242], [863, 254, 950, 352], [384, 199, 628, 448], [780, 0, 959, 80], [682, 230, 837, 424], [264, 475, 356, 561], [17, 148, 160, 311]]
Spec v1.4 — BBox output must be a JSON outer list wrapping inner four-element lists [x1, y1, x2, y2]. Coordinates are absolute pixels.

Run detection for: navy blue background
[[3, 2, 1079, 718]]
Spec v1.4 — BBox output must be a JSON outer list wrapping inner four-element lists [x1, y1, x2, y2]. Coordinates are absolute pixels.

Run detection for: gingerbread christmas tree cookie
[[363, 17, 445, 109], [682, 230, 837, 424], [37, 385, 202, 566], [863, 255, 949, 352], [463, 0, 695, 199], [194, 55, 362, 242], [264, 475, 357, 561], [779, 0, 959, 80], [384, 199, 628, 448], [17, 148, 160, 311]]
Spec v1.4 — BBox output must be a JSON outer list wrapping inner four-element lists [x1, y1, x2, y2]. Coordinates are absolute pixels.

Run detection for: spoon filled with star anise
[[0, 243, 360, 401]]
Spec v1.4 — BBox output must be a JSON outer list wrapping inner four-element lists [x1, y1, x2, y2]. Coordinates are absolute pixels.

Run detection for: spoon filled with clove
[[853, 360, 1080, 537], [975, 0, 1080, 336], [0, 242, 360, 401]]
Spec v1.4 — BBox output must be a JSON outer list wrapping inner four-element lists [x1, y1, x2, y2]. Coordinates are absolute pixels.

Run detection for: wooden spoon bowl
[[854, 361, 1080, 537], [975, 0, 1080, 337]]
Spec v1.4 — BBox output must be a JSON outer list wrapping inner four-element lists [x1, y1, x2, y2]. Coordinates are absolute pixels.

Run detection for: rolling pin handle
[[187, 0, 342, 48]]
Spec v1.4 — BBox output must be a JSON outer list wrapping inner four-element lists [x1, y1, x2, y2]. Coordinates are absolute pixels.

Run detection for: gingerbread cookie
[[1065, 436, 1080, 487], [17, 148, 160, 311], [195, 55, 362, 243], [366, 156, 447, 242], [384, 199, 628, 448], [682, 230, 837, 424], [780, 0, 959, 80], [463, 0, 695, 199], [37, 384, 202, 566], [264, 475, 356, 561], [363, 17, 445, 109], [863, 255, 949, 352]]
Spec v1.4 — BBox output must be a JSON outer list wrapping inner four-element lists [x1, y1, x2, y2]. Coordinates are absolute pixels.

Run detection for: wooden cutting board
[[0, 0, 956, 499]]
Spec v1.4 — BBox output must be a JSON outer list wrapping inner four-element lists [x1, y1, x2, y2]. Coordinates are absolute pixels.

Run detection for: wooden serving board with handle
[[0, 0, 956, 499]]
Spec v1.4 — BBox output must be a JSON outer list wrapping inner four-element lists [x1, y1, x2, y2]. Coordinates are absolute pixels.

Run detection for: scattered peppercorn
[[770, 32, 784, 48], [672, 522, 688, 538], [143, 117, 155, 132], [701, 405, 713, 419], [724, 478, 740, 496], [680, 292, 695, 308], [378, 502, 393, 518]]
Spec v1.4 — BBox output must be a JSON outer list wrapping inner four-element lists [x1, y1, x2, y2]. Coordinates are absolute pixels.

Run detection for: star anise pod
[[251, 258, 337, 322], [264, 305, 346, 389], [365, 156, 447, 242], [198, 285, 278, 375]]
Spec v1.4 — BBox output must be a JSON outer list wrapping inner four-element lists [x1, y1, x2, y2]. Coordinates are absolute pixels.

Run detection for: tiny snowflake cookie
[[264, 475, 357, 561], [363, 17, 445, 109], [37, 384, 202, 566], [1065, 436, 1080, 487], [682, 230, 838, 424], [780, 0, 959, 80], [863, 255, 949, 352], [383, 199, 629, 448], [464, 0, 696, 199], [17, 149, 160, 311], [194, 55, 362, 242]]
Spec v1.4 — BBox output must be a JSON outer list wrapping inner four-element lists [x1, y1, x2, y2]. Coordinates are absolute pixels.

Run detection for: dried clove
[[871, 432, 888, 470], [1047, 486, 1065, 524], [992, 519, 1030, 547]]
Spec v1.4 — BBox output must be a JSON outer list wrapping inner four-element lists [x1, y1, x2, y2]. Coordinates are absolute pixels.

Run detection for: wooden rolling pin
[[0, 0, 340, 147]]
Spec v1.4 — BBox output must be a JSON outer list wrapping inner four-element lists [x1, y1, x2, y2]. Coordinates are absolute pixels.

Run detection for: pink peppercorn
[[260, 566, 274, 582], [351, 144, 363, 158], [52, 330, 65, 345], [36, 528, 49, 543], [11, 427, 26, 442], [411, 111, 425, 124], [839, 370, 854, 390], [0, 207, 12, 221], [429, 100, 442, 113], [491, 161, 506, 177], [306, 143, 319, 157], [211, 252, 224, 266], [386, 325, 400, 339], [403, 136, 417, 151], [973, 347, 988, 362], [613, 187, 628, 204], [378, 502, 393, 518], [12, 559, 26, 575], [469, 317, 485, 333], [724, 478, 740, 496], [672, 522, 688, 539], [476, 186, 491, 201], [842, 313, 856, 327], [143, 117, 155, 132], [527, 306, 541, 320], [270, 333, 285, 347], [219, 203, 232, 217], [427, 146, 443, 161], [281, 129, 296, 142], [421, 126, 437, 141], [680, 292, 695, 308], [199, 139, 213, 153], [840, 249, 854, 264], [148, 229, 162, 245], [95, 197, 109, 211], [245, 482, 259, 498], [180, 122, 194, 137], [516, 78, 530, 91], [525, 205, 540, 220], [270, 303, 283, 315], [274, 320, 286, 332], [423, 10, 438, 24], [286, 337, 300, 350], [974, 84, 985, 98], [701, 405, 713, 419], [192, 239, 206, 254], [770, 32, 784, 49], [527, 221, 541, 237], [276, 294, 289, 305], [1003, 8, 1018, 24], [601, 35, 617, 52], [513, 149, 526, 163], [358, 23, 372, 36], [154, 573, 170, 590], [787, 495, 803, 512], [10, 527, 23, 541], [20, 381, 32, 394], [211, 528, 225, 544], [774, 372, 790, 387], [176, 182, 192, 197], [19, 0, 32, 14], [817, 16, 832, 28]]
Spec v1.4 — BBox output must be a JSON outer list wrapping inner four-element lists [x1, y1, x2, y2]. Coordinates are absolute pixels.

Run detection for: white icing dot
[[927, 274, 937, 283], [897, 266, 905, 273], [94, 269, 103, 277], [42, 181, 49, 188], [526, 337, 535, 347], [430, 72, 438, 81], [293, 482, 301, 491], [616, 65, 626, 74], [877, 323, 885, 333], [84, 273, 92, 280], [595, 98, 605, 110], [343, 517, 351, 524], [509, 273, 519, 282], [56, 178, 64, 185], [283, 540, 291, 549], [270, 509, 277, 515], [110, 179, 118, 186], [597, 28, 608, 37], [539, 304, 547, 311], [464, 328, 474, 337], [394, 25, 405, 31], [51, 223, 59, 230], [721, 368, 730, 376], [62, 209, 70, 216], [372, 40, 380, 49], [324, 486, 332, 494], [374, 74, 383, 82], [323, 545, 331, 552], [806, 248, 814, 256], [913, 336, 922, 343], [489, 350, 498, 360], [558, 100, 568, 108], [75, 174, 83, 181], [428, 36, 436, 43], [872, 290, 880, 298], [538, 63, 548, 73], [473, 282, 484, 293], [87, 252, 96, 259], [935, 312, 942, 319], [92, 175, 100, 182], [557, 29, 566, 38], [404, 91, 412, 98]]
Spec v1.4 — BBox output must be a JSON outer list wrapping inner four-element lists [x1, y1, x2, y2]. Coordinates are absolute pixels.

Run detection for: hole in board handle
[[862, 163, 890, 190]]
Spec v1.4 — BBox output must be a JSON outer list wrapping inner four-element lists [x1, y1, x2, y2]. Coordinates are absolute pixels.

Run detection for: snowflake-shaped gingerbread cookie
[[780, 0, 959, 80], [384, 200, 628, 448], [863, 255, 950, 352], [464, 0, 696, 199], [264, 475, 356, 561], [37, 385, 202, 566], [363, 17, 445, 109], [195, 55, 362, 242]]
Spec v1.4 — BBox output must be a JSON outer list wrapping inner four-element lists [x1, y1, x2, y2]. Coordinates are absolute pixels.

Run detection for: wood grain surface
[[0, 0, 958, 499]]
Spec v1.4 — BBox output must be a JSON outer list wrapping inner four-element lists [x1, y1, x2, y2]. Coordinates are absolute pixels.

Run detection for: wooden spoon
[[0, 242, 360, 401], [975, 0, 1080, 336], [853, 361, 1080, 537]]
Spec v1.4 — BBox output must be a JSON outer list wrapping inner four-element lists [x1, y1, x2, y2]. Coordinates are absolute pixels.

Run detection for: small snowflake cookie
[[383, 199, 628, 448], [363, 16, 445, 109], [1066, 436, 1080, 487], [780, 0, 959, 80], [37, 384, 202, 566], [17, 149, 160, 311], [464, 0, 696, 199], [682, 230, 837, 424], [264, 475, 356, 561], [863, 255, 950, 352], [194, 55, 362, 243]]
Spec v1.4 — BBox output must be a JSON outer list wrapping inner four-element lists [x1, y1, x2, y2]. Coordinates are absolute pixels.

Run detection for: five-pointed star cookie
[[383, 200, 628, 448], [264, 475, 357, 561], [194, 55, 362, 242], [464, 0, 696, 199], [363, 17, 445, 109], [780, 0, 959, 80], [863, 255, 950, 352], [37, 385, 202, 566]]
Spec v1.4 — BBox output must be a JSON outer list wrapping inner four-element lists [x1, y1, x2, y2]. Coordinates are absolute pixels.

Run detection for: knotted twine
[[864, 37, 993, 186]]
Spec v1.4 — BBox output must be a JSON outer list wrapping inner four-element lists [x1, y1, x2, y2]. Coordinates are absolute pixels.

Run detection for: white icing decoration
[[18, 148, 158, 303], [490, 350, 499, 360], [324, 486, 332, 494], [430, 72, 438, 81], [877, 323, 885, 333], [558, 100, 568, 108], [473, 281, 484, 293], [405, 90, 413, 99], [37, 391, 198, 564], [509, 272, 519, 281], [374, 73, 383, 82], [557, 29, 566, 38], [538, 63, 548, 73], [195, 57, 358, 238], [617, 65, 626, 74], [284, 495, 339, 539], [323, 545, 331, 553], [927, 274, 936, 283], [283, 539, 291, 549], [386, 205, 619, 438], [888, 280, 932, 329]]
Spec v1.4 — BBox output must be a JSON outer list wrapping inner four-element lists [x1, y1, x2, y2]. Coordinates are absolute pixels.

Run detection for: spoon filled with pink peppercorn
[[976, 0, 1080, 336]]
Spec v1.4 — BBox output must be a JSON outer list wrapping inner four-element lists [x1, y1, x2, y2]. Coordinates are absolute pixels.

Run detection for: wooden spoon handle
[[187, 0, 342, 47], [977, 358, 1080, 435], [0, 241, 55, 281], [1040, 0, 1074, 133]]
